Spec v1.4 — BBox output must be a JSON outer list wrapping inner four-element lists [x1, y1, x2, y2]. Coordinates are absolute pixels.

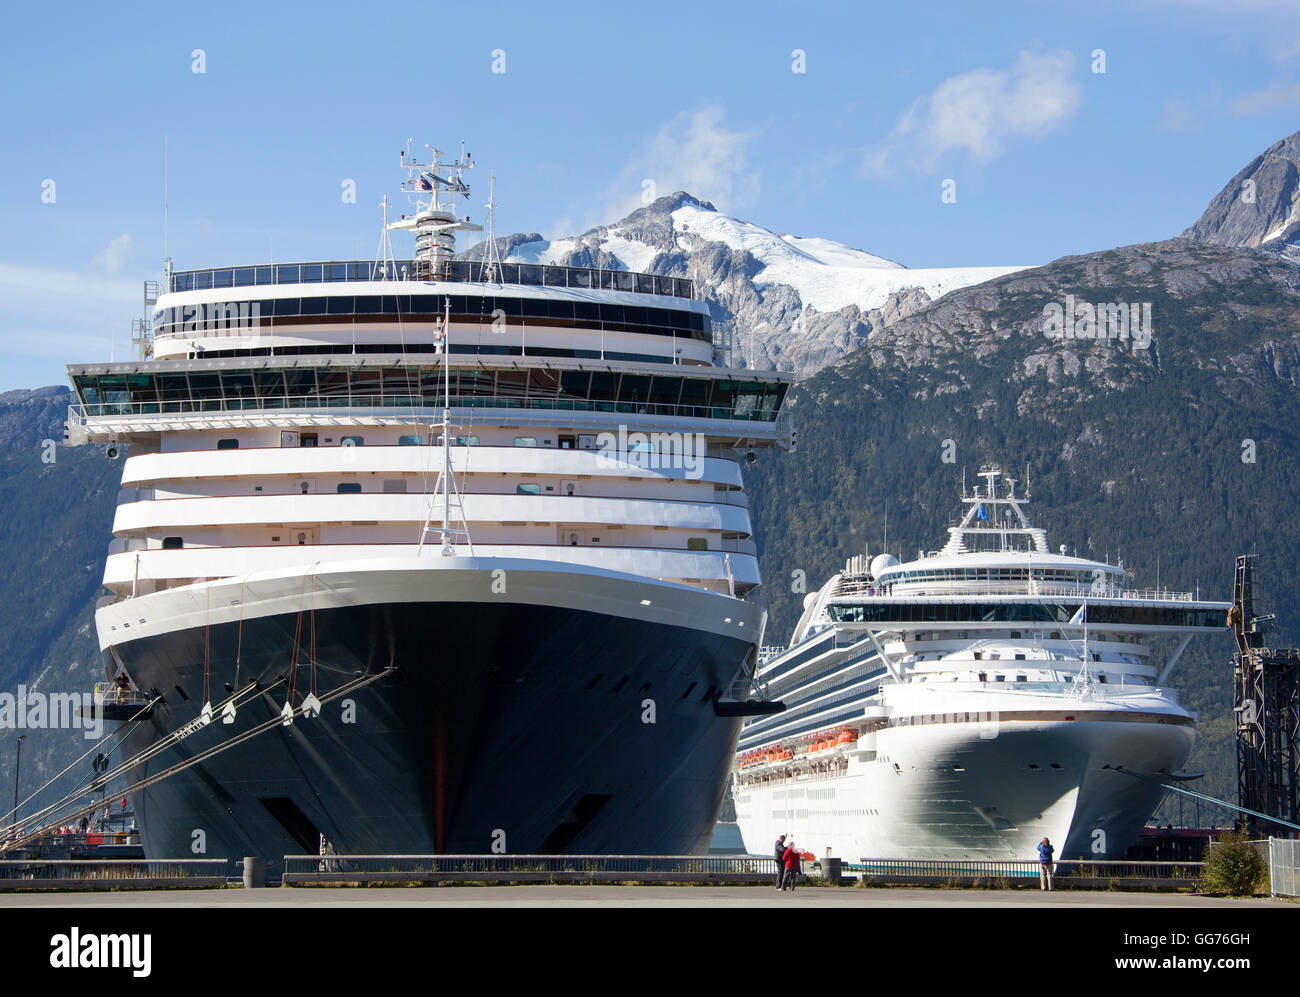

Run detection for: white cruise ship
[[62, 142, 793, 866], [732, 467, 1228, 861]]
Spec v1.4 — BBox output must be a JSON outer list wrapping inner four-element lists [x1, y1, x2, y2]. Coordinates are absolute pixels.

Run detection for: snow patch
[[600, 234, 659, 273], [670, 204, 1029, 312], [505, 238, 576, 265]]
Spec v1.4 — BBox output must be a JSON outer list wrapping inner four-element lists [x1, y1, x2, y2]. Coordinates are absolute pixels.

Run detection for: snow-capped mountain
[[463, 193, 1030, 377]]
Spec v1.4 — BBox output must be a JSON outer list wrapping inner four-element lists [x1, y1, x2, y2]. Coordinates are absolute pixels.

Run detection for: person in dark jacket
[[773, 835, 787, 889], [781, 841, 801, 891], [1037, 837, 1055, 891]]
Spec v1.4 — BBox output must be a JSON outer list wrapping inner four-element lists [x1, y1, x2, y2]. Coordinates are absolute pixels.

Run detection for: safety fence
[[1269, 838, 1299, 897], [0, 859, 227, 891], [850, 858, 1204, 890], [281, 853, 779, 885]]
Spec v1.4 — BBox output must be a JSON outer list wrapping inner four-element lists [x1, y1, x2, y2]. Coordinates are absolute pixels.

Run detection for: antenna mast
[[374, 195, 397, 280], [390, 140, 481, 280], [480, 173, 504, 283]]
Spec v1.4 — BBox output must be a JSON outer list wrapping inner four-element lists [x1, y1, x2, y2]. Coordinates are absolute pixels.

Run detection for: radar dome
[[802, 593, 818, 611], [870, 553, 900, 579]]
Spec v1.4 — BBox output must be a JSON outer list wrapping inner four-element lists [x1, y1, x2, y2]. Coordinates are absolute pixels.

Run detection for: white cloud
[[0, 263, 139, 380], [92, 233, 134, 274], [1227, 81, 1300, 116], [865, 47, 1083, 174], [589, 106, 760, 229]]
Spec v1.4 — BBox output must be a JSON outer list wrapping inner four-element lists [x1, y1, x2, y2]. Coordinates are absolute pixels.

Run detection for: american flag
[[415, 176, 432, 191], [439, 314, 448, 343]]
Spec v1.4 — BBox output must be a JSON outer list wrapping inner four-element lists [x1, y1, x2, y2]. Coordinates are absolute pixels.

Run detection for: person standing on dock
[[773, 834, 787, 889], [1037, 837, 1055, 891], [781, 840, 800, 892]]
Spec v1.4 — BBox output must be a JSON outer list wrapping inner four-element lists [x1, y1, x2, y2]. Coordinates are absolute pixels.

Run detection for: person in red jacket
[[780, 841, 801, 891]]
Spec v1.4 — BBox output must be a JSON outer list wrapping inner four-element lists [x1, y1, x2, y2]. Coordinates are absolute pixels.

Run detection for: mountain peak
[[1184, 129, 1300, 249], [636, 191, 718, 217]]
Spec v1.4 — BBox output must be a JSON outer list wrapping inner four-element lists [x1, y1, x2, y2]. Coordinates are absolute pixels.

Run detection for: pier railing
[[281, 853, 778, 885], [852, 858, 1203, 889], [0, 858, 227, 891]]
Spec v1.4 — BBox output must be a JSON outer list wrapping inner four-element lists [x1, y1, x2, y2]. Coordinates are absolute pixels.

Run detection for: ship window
[[398, 435, 423, 446], [216, 438, 239, 450], [340, 435, 364, 447], [337, 483, 362, 494], [513, 437, 537, 447], [978, 672, 987, 682], [382, 480, 407, 494], [1014, 653, 1026, 660], [687, 538, 708, 550], [456, 435, 479, 446], [973, 652, 982, 660], [161, 537, 184, 549], [994, 675, 1005, 682], [516, 484, 542, 495], [300, 434, 318, 447], [1016, 675, 1027, 683]]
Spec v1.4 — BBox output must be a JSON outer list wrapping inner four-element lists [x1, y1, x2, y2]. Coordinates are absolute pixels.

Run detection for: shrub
[[1199, 831, 1266, 896]]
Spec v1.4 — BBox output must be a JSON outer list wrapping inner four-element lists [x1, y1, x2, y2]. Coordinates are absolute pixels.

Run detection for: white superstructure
[[68, 143, 792, 632], [732, 467, 1229, 861]]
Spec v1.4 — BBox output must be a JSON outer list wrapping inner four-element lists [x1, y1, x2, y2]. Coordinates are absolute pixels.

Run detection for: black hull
[[111, 598, 750, 871]]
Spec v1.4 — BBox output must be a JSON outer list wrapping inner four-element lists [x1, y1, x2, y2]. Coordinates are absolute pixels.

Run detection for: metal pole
[[11, 735, 24, 829], [442, 297, 452, 555]]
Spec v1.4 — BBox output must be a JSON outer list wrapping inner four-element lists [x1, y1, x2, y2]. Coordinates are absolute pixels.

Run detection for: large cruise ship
[[62, 143, 793, 864], [732, 467, 1228, 861]]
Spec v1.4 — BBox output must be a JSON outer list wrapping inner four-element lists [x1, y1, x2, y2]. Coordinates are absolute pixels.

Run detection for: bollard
[[242, 856, 266, 889], [822, 857, 842, 885]]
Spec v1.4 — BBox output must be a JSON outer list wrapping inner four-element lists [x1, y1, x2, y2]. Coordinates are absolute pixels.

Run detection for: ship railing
[[0, 858, 226, 890], [851, 858, 1203, 886], [10, 829, 141, 849], [168, 260, 697, 300], [280, 853, 778, 885], [92, 682, 152, 709], [72, 395, 783, 425], [838, 580, 1197, 602]]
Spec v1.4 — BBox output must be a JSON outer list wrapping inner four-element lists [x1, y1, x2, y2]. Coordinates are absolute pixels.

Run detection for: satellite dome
[[802, 593, 818, 611], [870, 553, 900, 579]]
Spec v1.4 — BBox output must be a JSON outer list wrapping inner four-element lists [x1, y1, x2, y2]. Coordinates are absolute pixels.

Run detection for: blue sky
[[3, 0, 1300, 389]]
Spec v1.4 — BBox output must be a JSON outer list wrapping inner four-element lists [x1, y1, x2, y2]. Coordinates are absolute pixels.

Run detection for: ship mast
[[396, 140, 480, 557]]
